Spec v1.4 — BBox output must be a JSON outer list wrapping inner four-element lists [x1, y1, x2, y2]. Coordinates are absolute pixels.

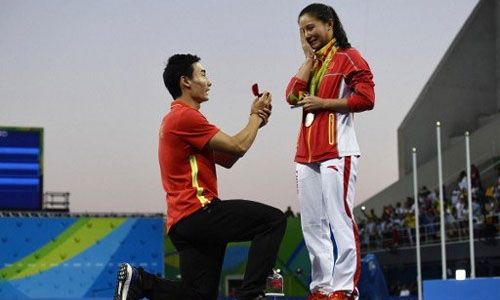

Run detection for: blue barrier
[[424, 278, 500, 300], [0, 217, 163, 299]]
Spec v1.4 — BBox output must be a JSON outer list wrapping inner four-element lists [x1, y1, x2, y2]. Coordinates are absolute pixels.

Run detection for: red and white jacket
[[285, 47, 375, 163]]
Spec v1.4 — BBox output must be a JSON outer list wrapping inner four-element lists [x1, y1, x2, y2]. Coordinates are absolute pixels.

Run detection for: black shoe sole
[[113, 263, 132, 300]]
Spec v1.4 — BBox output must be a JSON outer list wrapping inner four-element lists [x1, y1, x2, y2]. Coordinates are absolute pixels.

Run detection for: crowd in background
[[358, 165, 500, 251]]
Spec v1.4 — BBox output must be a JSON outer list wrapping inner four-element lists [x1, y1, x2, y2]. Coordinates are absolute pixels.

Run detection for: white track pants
[[296, 156, 360, 294]]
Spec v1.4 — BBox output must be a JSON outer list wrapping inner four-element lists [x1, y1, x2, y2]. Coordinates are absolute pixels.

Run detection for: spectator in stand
[[428, 188, 438, 206], [470, 165, 486, 212], [367, 208, 378, 221], [450, 171, 468, 211], [391, 222, 400, 247], [284, 206, 296, 218], [455, 197, 467, 237], [366, 217, 377, 247], [395, 201, 406, 217], [421, 208, 437, 241], [358, 220, 370, 249], [471, 164, 482, 190], [403, 213, 415, 246], [472, 200, 481, 221], [381, 205, 392, 221], [405, 197, 415, 214], [444, 207, 458, 238], [492, 167, 500, 201], [457, 170, 468, 195], [485, 167, 499, 201], [375, 218, 385, 247], [451, 188, 461, 208], [497, 167, 500, 189], [420, 186, 430, 200]]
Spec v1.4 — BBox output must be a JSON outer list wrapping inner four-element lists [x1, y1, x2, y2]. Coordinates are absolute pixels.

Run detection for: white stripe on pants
[[296, 156, 359, 294]]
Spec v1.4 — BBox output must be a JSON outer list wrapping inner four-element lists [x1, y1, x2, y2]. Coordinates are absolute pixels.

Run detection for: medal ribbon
[[309, 39, 338, 96]]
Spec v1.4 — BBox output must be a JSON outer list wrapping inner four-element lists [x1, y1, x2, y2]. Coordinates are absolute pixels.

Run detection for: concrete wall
[[358, 0, 500, 216], [398, 0, 498, 177]]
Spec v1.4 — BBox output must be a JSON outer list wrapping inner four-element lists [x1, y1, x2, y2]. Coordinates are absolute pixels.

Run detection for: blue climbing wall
[[0, 216, 164, 299]]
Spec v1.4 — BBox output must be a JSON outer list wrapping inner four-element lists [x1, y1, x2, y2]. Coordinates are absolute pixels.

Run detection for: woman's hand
[[297, 95, 325, 112], [300, 28, 315, 59]]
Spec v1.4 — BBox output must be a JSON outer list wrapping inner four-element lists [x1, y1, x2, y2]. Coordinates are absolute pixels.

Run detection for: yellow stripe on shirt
[[189, 154, 210, 207]]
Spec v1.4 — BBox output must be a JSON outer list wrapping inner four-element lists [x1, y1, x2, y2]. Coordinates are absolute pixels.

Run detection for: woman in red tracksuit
[[285, 3, 375, 300]]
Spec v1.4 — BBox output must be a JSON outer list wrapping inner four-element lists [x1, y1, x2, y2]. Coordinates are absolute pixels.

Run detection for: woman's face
[[299, 13, 334, 51]]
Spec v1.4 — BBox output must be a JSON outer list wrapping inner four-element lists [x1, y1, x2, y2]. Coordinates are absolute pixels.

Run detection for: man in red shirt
[[113, 54, 286, 300]]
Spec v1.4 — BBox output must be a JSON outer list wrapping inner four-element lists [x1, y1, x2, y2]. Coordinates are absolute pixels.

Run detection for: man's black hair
[[163, 54, 201, 99]]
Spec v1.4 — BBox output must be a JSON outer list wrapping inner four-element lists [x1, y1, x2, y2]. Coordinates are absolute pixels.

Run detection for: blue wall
[[0, 217, 163, 299], [424, 278, 500, 300]]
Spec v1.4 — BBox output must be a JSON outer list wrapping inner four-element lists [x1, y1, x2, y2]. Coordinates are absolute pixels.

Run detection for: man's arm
[[213, 150, 241, 169], [208, 92, 272, 168]]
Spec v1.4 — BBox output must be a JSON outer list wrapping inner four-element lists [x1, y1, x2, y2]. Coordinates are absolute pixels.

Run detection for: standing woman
[[285, 3, 375, 300]]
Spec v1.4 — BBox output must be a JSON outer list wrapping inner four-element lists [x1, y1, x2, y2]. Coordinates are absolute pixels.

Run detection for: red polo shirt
[[158, 100, 220, 231]]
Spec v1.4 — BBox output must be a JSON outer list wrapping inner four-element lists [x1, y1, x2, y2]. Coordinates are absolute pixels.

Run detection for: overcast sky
[[1, 0, 479, 214]]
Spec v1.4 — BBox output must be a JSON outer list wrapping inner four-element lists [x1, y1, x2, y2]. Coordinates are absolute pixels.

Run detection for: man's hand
[[250, 92, 272, 127], [256, 105, 272, 127], [208, 92, 272, 165]]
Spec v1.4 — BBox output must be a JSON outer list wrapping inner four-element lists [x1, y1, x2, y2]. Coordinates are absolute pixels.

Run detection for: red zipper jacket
[[285, 47, 375, 163]]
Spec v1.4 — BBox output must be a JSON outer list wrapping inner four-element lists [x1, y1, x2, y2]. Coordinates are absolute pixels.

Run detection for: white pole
[[465, 131, 476, 278], [413, 148, 423, 300], [437, 121, 447, 279]]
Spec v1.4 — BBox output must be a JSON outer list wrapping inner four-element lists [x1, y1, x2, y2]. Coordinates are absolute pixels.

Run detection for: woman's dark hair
[[163, 54, 200, 99], [299, 3, 351, 49]]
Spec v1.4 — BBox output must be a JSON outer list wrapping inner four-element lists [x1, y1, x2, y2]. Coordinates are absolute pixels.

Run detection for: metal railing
[[359, 212, 500, 252]]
